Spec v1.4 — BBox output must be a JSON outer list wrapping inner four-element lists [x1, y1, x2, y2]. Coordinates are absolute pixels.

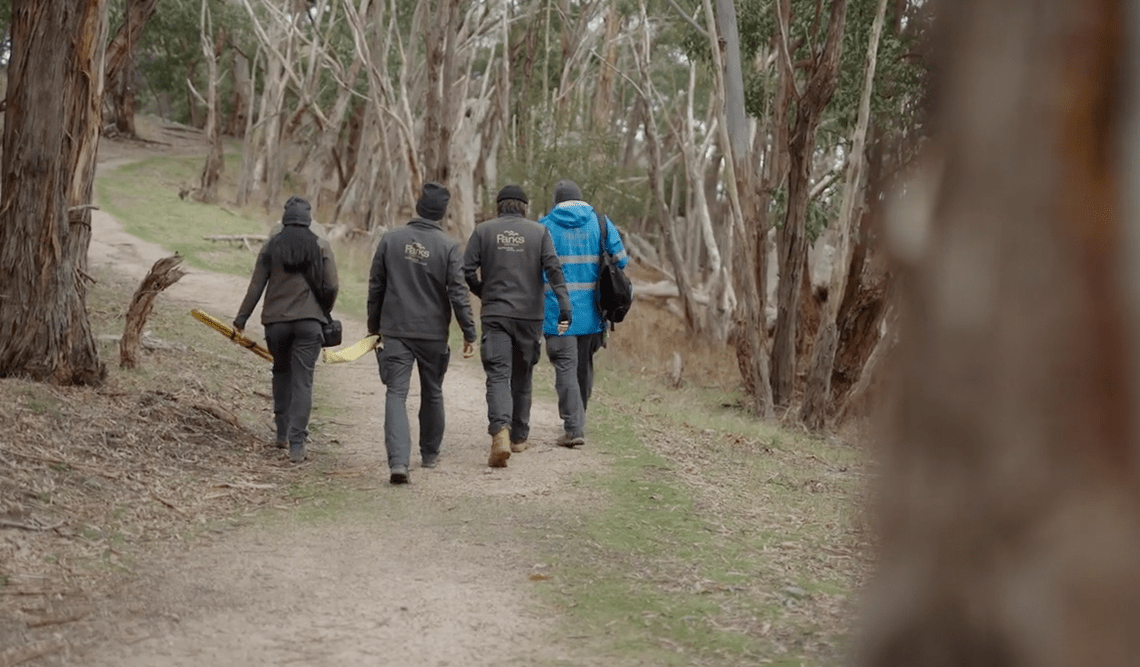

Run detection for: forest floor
[[0, 123, 870, 666]]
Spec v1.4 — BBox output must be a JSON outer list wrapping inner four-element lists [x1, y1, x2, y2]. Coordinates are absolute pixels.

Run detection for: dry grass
[[609, 261, 742, 395], [0, 269, 312, 657]]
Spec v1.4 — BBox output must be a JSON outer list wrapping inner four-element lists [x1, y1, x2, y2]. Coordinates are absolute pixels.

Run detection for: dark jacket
[[235, 232, 338, 329], [368, 218, 477, 343], [462, 213, 571, 322]]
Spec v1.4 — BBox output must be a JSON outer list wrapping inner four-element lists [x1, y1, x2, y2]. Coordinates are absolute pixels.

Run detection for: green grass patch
[[537, 369, 865, 665], [97, 155, 268, 277]]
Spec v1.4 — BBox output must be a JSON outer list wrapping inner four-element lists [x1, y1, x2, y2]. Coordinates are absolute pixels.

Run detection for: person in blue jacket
[[538, 180, 629, 447]]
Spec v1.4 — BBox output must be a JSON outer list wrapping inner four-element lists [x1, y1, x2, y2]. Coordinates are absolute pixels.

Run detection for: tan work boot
[[488, 427, 511, 467], [510, 438, 530, 453]]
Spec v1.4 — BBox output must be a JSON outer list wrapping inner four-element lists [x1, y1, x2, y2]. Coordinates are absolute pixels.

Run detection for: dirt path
[[75, 149, 607, 666]]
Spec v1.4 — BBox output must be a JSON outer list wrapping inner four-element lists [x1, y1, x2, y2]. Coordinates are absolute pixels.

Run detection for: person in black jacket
[[235, 196, 338, 464], [368, 182, 477, 484], [463, 185, 572, 468]]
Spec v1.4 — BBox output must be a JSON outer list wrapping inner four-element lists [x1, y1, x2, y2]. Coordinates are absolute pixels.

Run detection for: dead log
[[120, 254, 185, 369], [202, 234, 267, 251]]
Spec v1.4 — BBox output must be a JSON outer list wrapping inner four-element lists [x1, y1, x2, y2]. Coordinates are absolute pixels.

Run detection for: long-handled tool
[[190, 309, 274, 361]]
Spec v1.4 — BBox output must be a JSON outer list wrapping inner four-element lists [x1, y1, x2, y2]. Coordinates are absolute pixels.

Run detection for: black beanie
[[282, 196, 312, 226], [416, 182, 450, 221], [553, 180, 582, 204], [496, 184, 528, 205]]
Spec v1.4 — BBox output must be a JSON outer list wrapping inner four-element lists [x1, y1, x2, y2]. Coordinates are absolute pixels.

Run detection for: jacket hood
[[543, 201, 595, 229]]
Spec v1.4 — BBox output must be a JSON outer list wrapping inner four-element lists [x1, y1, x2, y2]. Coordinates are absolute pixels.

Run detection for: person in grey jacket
[[463, 185, 572, 468], [234, 196, 338, 464], [368, 182, 477, 484]]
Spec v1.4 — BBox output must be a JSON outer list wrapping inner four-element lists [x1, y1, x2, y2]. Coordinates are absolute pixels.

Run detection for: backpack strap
[[596, 208, 615, 334], [597, 209, 607, 258], [300, 249, 333, 325]]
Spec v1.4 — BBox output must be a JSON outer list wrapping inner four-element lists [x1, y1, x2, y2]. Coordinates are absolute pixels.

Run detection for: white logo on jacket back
[[496, 229, 525, 252], [404, 241, 431, 262]]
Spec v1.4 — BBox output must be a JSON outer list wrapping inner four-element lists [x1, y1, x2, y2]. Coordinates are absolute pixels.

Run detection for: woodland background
[[7, 1, 1140, 665], [0, 0, 929, 431]]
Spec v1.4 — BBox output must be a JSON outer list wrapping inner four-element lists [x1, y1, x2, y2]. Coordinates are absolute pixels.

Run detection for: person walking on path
[[368, 183, 477, 484], [539, 180, 630, 448], [234, 196, 339, 464], [463, 185, 572, 468]]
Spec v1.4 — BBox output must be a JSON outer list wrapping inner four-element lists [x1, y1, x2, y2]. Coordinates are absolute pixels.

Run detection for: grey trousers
[[544, 334, 585, 437], [480, 317, 542, 440], [575, 332, 605, 411], [264, 319, 323, 447], [377, 337, 450, 470]]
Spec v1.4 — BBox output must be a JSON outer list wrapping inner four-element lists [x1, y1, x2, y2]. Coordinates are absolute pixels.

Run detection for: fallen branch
[[202, 234, 268, 249], [25, 609, 88, 629], [632, 279, 711, 305], [192, 403, 240, 427], [149, 488, 189, 516], [0, 519, 64, 532]]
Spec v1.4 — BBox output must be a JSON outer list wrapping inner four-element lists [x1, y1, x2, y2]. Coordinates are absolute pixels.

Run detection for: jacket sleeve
[[234, 245, 271, 330], [462, 229, 484, 298], [318, 240, 339, 314], [447, 243, 478, 343], [540, 229, 572, 323], [366, 237, 388, 334], [605, 217, 630, 269]]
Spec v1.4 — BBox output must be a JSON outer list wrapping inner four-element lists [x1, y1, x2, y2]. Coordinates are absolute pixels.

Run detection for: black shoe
[[390, 466, 409, 484]]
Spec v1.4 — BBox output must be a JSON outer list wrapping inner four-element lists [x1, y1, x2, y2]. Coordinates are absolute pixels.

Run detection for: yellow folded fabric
[[321, 335, 382, 364]]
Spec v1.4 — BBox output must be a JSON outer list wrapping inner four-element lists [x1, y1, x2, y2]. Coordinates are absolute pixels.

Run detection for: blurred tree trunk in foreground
[[0, 1, 109, 385], [857, 0, 1140, 664]]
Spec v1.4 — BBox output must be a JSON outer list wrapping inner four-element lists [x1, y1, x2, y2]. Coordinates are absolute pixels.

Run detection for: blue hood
[[543, 201, 596, 229]]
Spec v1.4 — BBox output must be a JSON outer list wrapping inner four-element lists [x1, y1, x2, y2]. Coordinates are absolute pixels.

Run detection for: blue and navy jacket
[[538, 201, 630, 337]]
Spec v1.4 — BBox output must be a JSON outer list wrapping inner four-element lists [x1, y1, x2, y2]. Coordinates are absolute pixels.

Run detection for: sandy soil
[[69, 137, 610, 666]]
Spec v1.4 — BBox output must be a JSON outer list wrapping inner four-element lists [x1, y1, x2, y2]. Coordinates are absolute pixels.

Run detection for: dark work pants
[[544, 334, 585, 438], [377, 337, 450, 470], [576, 332, 605, 411], [264, 319, 323, 447], [480, 317, 542, 440]]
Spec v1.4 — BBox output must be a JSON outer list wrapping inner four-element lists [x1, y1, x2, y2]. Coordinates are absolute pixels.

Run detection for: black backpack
[[595, 210, 633, 328]]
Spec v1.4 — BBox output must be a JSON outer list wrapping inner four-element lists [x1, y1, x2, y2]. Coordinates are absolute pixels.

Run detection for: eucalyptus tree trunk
[[197, 7, 224, 204], [228, 48, 252, 138], [422, 0, 461, 185], [857, 0, 1140, 664], [0, 1, 109, 385], [801, 0, 889, 429], [103, 0, 158, 137], [303, 57, 364, 213], [234, 49, 262, 208], [830, 133, 889, 417], [770, 0, 848, 407]]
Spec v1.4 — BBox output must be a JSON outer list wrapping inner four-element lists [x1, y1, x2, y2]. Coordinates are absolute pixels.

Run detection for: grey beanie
[[416, 182, 450, 221], [282, 196, 312, 226], [553, 180, 582, 204]]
